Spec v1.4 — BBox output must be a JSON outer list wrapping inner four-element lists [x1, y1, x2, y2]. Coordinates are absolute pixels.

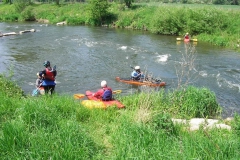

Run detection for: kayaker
[[93, 80, 113, 101], [36, 71, 43, 89], [32, 72, 44, 96], [33, 71, 45, 95], [131, 66, 144, 81], [41, 60, 57, 95], [184, 32, 190, 41]]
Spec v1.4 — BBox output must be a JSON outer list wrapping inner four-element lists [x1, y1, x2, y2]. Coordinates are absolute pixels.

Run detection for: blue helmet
[[43, 61, 50, 67]]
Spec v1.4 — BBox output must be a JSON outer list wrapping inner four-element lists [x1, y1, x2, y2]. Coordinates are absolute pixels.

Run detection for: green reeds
[[1, 74, 240, 159]]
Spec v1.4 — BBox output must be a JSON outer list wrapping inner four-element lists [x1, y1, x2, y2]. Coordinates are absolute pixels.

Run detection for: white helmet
[[101, 80, 107, 87], [135, 66, 140, 70]]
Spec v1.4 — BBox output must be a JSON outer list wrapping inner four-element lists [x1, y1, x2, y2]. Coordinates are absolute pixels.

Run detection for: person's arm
[[93, 89, 103, 99], [136, 71, 144, 79], [41, 70, 46, 79], [36, 79, 40, 88]]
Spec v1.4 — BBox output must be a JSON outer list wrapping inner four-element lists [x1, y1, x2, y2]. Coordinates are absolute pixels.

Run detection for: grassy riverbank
[[0, 3, 240, 51], [1, 73, 240, 159]]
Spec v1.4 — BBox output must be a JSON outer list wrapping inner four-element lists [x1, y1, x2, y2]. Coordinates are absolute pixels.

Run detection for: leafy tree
[[87, 0, 110, 25], [124, 0, 134, 8], [3, 0, 13, 4], [13, 0, 32, 13], [213, 0, 227, 4], [55, 0, 60, 5], [229, 0, 240, 4]]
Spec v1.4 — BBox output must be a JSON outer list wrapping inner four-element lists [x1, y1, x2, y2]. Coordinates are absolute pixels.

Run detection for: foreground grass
[[1, 74, 240, 159]]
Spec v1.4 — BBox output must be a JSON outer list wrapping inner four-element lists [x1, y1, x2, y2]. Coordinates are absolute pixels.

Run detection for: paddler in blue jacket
[[41, 60, 57, 95], [131, 66, 144, 81]]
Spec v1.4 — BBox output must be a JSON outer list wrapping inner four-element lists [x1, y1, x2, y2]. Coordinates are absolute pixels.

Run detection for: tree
[[229, 0, 239, 5], [55, 0, 60, 5], [13, 0, 32, 13], [3, 0, 13, 4], [124, 0, 134, 8], [87, 0, 110, 25]]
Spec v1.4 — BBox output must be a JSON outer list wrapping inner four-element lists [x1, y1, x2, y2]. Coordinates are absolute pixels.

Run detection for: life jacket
[[131, 70, 144, 81], [44, 67, 55, 81], [102, 88, 112, 101]]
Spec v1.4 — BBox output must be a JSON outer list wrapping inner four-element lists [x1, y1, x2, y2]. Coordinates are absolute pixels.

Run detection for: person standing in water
[[41, 61, 57, 95]]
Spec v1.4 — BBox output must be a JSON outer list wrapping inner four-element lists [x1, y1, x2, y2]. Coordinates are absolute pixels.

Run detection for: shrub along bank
[[0, 3, 240, 51], [1, 73, 240, 159]]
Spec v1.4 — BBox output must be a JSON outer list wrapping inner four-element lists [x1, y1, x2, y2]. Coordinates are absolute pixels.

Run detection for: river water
[[0, 22, 239, 117]]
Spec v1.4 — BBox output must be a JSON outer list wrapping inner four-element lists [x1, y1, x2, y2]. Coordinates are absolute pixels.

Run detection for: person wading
[[41, 61, 57, 95]]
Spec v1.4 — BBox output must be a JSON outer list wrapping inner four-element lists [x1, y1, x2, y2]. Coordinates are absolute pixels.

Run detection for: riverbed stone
[[36, 19, 49, 23], [19, 29, 36, 34], [56, 21, 67, 26], [3, 32, 17, 36], [172, 118, 232, 131]]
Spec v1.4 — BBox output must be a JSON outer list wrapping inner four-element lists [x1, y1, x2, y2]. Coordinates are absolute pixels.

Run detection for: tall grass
[[1, 73, 240, 159]]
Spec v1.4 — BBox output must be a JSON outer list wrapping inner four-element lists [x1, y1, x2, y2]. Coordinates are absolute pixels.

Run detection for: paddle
[[32, 82, 43, 96], [176, 38, 198, 42], [74, 90, 122, 99], [52, 65, 56, 72]]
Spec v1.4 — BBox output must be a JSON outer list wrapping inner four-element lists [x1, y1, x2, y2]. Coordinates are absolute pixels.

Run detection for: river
[[0, 22, 239, 117]]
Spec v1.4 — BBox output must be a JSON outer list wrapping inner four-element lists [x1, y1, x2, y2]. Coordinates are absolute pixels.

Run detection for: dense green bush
[[169, 86, 222, 118], [148, 112, 177, 135], [20, 6, 35, 21], [14, 0, 31, 13], [86, 0, 110, 25]]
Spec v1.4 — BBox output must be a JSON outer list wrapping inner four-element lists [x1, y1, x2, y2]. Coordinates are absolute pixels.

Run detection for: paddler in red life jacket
[[41, 60, 57, 95], [184, 32, 190, 41], [93, 80, 113, 101]]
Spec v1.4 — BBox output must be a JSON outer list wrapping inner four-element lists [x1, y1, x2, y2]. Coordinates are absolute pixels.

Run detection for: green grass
[[1, 73, 240, 159]]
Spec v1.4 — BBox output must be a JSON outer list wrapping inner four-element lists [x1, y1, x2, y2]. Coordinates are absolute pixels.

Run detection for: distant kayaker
[[131, 66, 144, 81], [93, 80, 113, 101], [41, 60, 57, 95], [184, 32, 190, 41]]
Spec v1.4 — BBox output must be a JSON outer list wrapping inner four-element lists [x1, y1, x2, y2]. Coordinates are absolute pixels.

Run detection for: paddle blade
[[53, 65, 56, 71], [176, 38, 182, 41], [191, 39, 198, 42], [113, 90, 122, 94], [73, 94, 85, 99], [32, 89, 39, 97]]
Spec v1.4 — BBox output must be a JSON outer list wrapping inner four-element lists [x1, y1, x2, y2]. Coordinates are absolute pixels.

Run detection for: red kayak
[[184, 38, 190, 42], [83, 91, 125, 109], [115, 77, 166, 87]]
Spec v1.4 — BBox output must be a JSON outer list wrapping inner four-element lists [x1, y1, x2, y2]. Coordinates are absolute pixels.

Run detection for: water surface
[[0, 22, 239, 117]]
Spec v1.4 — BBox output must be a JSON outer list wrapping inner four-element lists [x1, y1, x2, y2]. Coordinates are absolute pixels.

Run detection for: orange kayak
[[115, 77, 166, 87], [82, 91, 125, 109]]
